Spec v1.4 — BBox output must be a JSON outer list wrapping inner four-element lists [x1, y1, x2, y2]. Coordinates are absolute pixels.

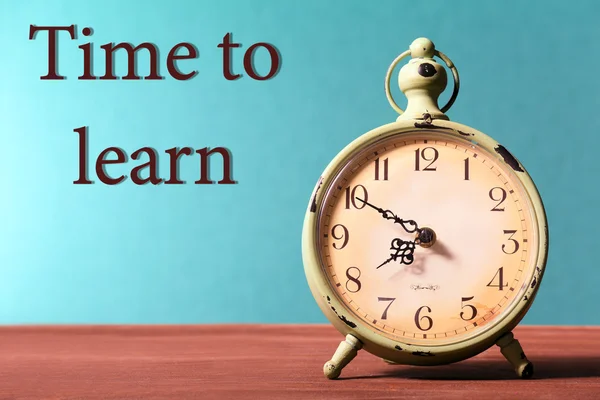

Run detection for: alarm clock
[[301, 38, 548, 380]]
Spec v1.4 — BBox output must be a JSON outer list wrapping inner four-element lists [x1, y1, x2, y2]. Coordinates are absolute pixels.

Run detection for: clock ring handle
[[384, 41, 460, 115], [384, 49, 411, 115], [436, 50, 460, 113]]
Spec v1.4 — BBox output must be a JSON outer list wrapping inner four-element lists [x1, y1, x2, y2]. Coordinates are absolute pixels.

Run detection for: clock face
[[317, 130, 539, 346]]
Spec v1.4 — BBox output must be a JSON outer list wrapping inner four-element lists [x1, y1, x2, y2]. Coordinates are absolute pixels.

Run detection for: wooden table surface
[[0, 325, 598, 399]]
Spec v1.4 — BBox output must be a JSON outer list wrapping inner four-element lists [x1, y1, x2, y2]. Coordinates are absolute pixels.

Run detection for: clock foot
[[323, 334, 363, 379], [496, 331, 534, 379]]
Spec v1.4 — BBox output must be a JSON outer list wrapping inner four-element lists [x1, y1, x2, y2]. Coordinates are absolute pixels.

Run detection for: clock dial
[[318, 131, 539, 346]]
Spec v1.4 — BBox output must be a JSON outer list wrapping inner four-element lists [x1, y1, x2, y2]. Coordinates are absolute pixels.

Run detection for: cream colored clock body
[[301, 38, 548, 380]]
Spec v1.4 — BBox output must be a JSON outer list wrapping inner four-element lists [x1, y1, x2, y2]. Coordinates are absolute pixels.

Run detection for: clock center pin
[[417, 227, 437, 248]]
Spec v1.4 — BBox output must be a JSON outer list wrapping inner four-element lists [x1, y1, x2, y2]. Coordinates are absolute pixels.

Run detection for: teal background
[[0, 0, 596, 324]]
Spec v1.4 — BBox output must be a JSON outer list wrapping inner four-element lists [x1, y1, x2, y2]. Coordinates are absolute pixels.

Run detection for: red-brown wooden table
[[0, 325, 597, 399]]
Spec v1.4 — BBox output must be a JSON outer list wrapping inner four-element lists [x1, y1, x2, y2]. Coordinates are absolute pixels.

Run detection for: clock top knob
[[398, 38, 448, 120], [385, 37, 460, 122], [409, 37, 436, 58]]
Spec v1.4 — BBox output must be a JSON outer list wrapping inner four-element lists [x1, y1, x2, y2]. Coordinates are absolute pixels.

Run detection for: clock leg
[[496, 331, 534, 379], [323, 334, 363, 379]]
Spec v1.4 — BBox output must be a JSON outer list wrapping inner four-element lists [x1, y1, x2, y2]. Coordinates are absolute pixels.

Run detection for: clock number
[[415, 147, 439, 171], [377, 297, 396, 320], [374, 157, 389, 181], [460, 296, 478, 321], [502, 230, 520, 254], [414, 305, 433, 331], [345, 267, 362, 293], [464, 157, 470, 180], [487, 267, 508, 291], [489, 187, 507, 211], [331, 224, 349, 250], [345, 185, 368, 209]]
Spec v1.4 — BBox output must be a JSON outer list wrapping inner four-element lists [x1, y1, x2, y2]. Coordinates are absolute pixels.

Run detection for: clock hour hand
[[377, 238, 416, 269], [355, 198, 420, 234]]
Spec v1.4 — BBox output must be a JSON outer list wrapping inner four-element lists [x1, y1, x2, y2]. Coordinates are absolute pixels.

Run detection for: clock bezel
[[302, 119, 548, 366]]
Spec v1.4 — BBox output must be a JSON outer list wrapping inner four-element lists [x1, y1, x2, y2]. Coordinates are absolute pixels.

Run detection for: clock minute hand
[[355, 198, 420, 234]]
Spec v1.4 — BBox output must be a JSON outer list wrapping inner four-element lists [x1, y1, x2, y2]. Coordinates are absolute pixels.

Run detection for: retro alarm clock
[[301, 38, 548, 380]]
